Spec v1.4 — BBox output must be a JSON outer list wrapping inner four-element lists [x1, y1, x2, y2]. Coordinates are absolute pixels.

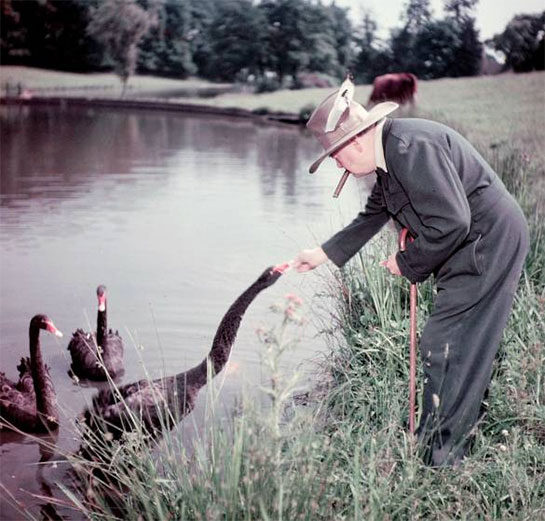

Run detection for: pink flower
[[285, 293, 303, 306]]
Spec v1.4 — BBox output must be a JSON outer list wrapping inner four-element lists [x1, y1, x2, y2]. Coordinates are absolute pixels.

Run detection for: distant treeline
[[1, 0, 544, 89]]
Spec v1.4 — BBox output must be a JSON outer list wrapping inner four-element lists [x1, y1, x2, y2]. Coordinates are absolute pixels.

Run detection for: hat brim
[[309, 101, 399, 174]]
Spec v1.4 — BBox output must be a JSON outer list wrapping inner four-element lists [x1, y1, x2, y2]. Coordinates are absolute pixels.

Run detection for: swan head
[[255, 264, 287, 289], [30, 314, 63, 338], [96, 285, 107, 312]]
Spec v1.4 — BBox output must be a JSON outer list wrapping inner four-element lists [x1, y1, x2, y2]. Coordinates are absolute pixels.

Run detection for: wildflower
[[499, 444, 507, 452], [501, 429, 509, 437], [432, 393, 440, 408], [285, 293, 303, 306]]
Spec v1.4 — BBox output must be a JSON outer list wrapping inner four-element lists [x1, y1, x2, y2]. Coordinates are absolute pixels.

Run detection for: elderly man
[[294, 79, 529, 466]]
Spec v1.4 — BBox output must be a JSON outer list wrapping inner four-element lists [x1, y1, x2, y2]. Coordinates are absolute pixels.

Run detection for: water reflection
[[1, 106, 307, 207], [0, 104, 362, 519]]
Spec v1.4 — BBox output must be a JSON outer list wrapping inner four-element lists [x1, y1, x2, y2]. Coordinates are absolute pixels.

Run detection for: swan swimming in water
[[0, 314, 63, 433], [67, 285, 124, 381]]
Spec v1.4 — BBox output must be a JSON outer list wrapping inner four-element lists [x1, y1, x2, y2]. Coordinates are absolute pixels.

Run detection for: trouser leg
[[416, 194, 529, 466], [417, 282, 518, 465]]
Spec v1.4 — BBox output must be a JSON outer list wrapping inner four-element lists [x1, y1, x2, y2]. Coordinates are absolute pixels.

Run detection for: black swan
[[82, 264, 289, 441], [0, 315, 63, 433], [68, 285, 124, 381]]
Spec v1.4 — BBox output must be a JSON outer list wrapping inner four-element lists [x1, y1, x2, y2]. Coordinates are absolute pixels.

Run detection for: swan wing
[[0, 376, 37, 431]]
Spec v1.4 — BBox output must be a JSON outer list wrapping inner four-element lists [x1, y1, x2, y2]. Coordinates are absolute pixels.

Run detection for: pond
[[0, 104, 365, 519]]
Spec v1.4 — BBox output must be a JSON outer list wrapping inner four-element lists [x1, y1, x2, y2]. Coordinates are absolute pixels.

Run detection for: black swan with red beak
[[83, 265, 288, 441], [68, 285, 124, 381], [0, 315, 63, 433]]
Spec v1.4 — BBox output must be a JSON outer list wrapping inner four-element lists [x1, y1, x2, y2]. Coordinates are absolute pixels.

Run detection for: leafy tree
[[259, 0, 313, 85], [204, 0, 267, 81], [138, 0, 196, 77], [451, 18, 482, 76], [328, 4, 353, 76], [443, 0, 482, 77], [413, 19, 460, 78], [401, 0, 432, 33], [490, 12, 545, 72], [304, 3, 342, 79], [352, 11, 389, 83], [444, 0, 478, 22], [0, 0, 103, 71], [389, 0, 432, 72], [87, 0, 162, 93], [389, 26, 415, 72], [186, 0, 217, 78]]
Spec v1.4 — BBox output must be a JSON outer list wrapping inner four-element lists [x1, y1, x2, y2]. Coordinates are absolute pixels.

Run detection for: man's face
[[330, 127, 376, 177]]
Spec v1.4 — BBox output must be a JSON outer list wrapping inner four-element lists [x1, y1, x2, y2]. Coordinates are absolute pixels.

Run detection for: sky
[[330, 0, 545, 41]]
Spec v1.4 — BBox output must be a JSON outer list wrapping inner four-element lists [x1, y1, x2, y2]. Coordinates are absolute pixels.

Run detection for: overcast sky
[[330, 0, 545, 40]]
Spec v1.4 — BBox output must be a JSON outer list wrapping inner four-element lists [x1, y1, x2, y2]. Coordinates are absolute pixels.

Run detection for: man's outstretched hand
[[293, 247, 329, 273]]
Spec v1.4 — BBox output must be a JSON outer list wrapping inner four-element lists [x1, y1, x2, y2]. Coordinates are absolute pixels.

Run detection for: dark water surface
[[0, 104, 363, 519]]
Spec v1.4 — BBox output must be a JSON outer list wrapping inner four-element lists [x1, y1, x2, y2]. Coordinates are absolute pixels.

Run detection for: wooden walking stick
[[399, 228, 417, 436]]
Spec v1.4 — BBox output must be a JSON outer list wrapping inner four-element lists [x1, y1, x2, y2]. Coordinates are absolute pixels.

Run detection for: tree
[[413, 19, 460, 78], [0, 0, 103, 71], [186, 0, 217, 79], [328, 4, 353, 77], [444, 0, 482, 77], [444, 0, 478, 22], [87, 0, 162, 94], [402, 0, 432, 33], [490, 12, 545, 72], [204, 0, 267, 81], [259, 0, 313, 86], [389, 26, 415, 72], [352, 11, 390, 83], [389, 0, 432, 72], [138, 0, 196, 77], [304, 3, 342, 79]]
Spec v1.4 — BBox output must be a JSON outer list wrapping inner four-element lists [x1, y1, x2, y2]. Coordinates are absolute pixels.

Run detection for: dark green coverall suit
[[321, 118, 529, 466]]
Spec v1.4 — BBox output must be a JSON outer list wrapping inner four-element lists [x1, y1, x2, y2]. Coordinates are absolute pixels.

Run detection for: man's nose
[[335, 158, 343, 169]]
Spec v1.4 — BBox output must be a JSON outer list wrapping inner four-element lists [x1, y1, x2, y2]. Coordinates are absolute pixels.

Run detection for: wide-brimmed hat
[[306, 79, 398, 173]]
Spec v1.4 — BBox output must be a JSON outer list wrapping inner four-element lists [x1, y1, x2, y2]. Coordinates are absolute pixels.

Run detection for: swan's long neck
[[29, 326, 57, 428], [97, 306, 107, 347], [182, 282, 264, 390]]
